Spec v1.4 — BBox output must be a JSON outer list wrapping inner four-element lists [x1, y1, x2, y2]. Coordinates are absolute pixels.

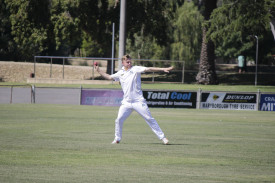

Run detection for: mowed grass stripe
[[0, 104, 274, 183]]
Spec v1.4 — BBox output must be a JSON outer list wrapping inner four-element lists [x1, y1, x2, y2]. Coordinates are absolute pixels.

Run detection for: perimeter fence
[[1, 85, 274, 112], [33, 56, 185, 83], [0, 85, 34, 104]]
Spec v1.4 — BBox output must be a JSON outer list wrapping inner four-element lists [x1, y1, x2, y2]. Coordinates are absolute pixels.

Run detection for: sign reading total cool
[[260, 94, 275, 111], [143, 91, 197, 108], [201, 92, 257, 110]]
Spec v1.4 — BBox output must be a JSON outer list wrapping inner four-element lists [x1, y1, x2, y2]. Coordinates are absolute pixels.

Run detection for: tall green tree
[[50, 0, 81, 55], [170, 1, 203, 68], [126, 33, 167, 62], [0, 0, 18, 60], [4, 0, 84, 60], [207, 0, 275, 63], [6, 0, 51, 60], [77, 0, 118, 57], [125, 1, 186, 61]]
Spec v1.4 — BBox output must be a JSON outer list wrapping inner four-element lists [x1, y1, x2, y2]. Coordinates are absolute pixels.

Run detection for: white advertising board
[[200, 92, 257, 111]]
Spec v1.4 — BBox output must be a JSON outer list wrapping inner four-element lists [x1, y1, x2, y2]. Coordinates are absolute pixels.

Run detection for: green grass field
[[0, 104, 274, 183]]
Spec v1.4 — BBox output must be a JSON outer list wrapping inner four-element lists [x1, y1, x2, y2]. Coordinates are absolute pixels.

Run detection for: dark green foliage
[[170, 1, 203, 68], [5, 0, 50, 60], [0, 0, 274, 70], [0, 0, 19, 60], [208, 0, 275, 62]]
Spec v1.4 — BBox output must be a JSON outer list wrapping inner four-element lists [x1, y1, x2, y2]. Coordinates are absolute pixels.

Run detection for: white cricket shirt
[[111, 66, 146, 102]]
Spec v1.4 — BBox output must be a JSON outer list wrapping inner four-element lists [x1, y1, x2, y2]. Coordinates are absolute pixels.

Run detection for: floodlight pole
[[112, 23, 115, 75], [118, 0, 126, 70], [255, 35, 258, 86]]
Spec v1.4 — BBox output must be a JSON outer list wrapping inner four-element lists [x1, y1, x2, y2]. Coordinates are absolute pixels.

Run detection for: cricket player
[[95, 55, 173, 145]]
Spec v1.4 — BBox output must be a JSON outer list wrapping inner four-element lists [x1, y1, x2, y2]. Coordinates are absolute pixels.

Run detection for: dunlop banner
[[201, 92, 257, 110], [143, 91, 197, 108]]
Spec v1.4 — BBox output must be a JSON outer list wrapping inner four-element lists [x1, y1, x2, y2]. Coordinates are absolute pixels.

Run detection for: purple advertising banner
[[81, 89, 123, 106]]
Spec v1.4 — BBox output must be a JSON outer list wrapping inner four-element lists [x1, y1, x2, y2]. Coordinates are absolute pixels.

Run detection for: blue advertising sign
[[143, 91, 197, 108], [260, 94, 275, 111]]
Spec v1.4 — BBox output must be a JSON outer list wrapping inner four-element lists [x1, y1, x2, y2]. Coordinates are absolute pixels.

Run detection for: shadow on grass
[[149, 143, 189, 146]]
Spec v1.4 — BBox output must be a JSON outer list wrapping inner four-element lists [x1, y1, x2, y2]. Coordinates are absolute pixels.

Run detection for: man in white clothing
[[95, 55, 173, 145]]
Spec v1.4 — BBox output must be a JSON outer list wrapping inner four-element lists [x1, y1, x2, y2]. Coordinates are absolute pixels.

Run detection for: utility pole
[[118, 0, 126, 70], [111, 23, 115, 75], [255, 35, 258, 86]]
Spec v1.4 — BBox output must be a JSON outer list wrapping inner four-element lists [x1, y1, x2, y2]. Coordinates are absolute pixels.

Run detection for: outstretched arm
[[95, 65, 113, 80], [145, 66, 174, 73]]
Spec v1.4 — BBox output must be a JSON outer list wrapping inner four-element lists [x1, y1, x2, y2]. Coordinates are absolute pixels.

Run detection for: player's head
[[122, 54, 131, 61], [122, 54, 132, 70]]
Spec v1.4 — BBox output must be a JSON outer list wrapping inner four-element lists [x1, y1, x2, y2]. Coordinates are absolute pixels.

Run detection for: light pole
[[118, 0, 126, 70], [254, 35, 258, 86], [112, 23, 115, 75]]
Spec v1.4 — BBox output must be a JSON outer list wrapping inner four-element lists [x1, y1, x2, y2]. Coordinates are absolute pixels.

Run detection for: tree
[[126, 33, 167, 64], [125, 1, 185, 58], [77, 0, 118, 57], [4, 0, 82, 60], [50, 0, 82, 55], [196, 0, 218, 85], [6, 0, 51, 60], [207, 0, 275, 64], [170, 1, 203, 68], [1, 0, 186, 63], [0, 0, 18, 60]]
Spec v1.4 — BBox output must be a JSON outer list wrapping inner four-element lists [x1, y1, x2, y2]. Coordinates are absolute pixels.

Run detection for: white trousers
[[114, 100, 165, 141]]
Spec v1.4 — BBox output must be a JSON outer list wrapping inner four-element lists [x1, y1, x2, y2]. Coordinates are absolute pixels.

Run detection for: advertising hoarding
[[201, 92, 257, 110], [260, 94, 275, 111], [81, 89, 197, 108], [143, 91, 197, 108], [81, 89, 123, 106]]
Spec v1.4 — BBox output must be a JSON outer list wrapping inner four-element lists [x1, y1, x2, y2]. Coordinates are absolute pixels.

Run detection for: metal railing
[[34, 56, 185, 83]]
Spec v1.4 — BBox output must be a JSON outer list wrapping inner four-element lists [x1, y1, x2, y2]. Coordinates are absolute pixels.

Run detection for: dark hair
[[122, 54, 131, 61]]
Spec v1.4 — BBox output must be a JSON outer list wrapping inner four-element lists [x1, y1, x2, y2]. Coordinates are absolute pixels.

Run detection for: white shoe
[[162, 138, 169, 145], [111, 139, 120, 144]]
